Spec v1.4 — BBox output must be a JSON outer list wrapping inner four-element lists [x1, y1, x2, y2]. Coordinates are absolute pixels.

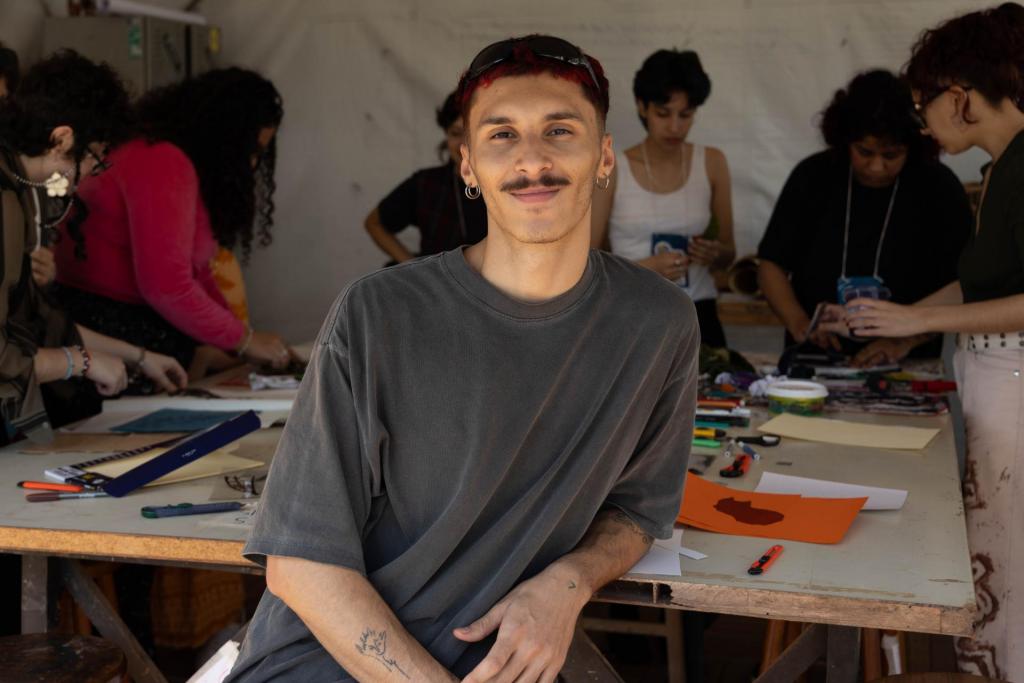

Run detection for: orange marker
[[18, 481, 84, 493], [748, 544, 784, 575]]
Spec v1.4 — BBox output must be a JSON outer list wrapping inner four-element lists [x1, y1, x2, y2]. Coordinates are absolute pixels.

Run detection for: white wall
[[2, 0, 988, 342]]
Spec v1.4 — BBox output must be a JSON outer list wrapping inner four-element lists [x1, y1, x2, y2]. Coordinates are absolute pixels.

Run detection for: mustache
[[500, 175, 571, 193]]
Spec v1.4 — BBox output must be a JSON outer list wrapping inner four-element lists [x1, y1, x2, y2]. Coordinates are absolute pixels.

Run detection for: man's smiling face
[[461, 72, 612, 246]]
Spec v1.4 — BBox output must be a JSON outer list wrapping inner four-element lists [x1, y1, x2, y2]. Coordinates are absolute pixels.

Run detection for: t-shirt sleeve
[[243, 297, 379, 573], [376, 173, 419, 233], [757, 159, 814, 272], [602, 301, 700, 540]]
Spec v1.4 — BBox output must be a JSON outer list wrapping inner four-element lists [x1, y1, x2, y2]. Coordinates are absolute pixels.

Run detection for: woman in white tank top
[[592, 49, 735, 347]]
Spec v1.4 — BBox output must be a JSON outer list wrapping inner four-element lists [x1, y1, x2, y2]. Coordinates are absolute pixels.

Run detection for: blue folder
[[101, 411, 262, 498]]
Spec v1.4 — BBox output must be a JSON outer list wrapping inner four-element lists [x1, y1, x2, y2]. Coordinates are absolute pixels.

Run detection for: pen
[[748, 544, 784, 575], [141, 502, 245, 519], [18, 481, 84, 493], [26, 491, 109, 502], [738, 443, 761, 461], [695, 420, 731, 430], [691, 438, 721, 449]]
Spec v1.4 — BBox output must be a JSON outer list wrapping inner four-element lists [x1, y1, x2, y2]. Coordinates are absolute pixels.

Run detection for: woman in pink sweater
[[54, 68, 290, 372]]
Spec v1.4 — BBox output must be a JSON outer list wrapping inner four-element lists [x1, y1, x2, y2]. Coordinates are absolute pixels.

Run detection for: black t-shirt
[[959, 130, 1024, 303], [758, 150, 972, 355], [377, 162, 488, 256]]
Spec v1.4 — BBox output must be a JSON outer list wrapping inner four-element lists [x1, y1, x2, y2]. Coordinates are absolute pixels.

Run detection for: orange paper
[[677, 473, 866, 544]]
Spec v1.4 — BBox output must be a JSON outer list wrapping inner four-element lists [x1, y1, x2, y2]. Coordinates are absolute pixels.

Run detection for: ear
[[948, 86, 971, 128], [49, 126, 75, 156], [598, 132, 615, 181], [460, 142, 477, 188], [635, 98, 648, 121]]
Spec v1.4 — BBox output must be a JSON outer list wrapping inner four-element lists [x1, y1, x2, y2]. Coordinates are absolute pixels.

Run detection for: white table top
[[0, 406, 975, 634]]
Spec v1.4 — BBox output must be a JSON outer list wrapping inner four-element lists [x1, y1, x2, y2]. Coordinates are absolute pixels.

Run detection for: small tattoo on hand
[[356, 628, 410, 679], [568, 580, 577, 590]]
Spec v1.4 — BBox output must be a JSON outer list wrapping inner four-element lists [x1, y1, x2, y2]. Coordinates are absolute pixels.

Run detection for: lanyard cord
[[841, 164, 899, 280]]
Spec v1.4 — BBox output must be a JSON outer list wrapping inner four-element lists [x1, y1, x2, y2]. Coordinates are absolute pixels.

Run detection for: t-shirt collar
[[442, 245, 597, 320]]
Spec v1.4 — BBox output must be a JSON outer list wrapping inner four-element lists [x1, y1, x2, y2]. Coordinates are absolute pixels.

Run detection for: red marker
[[748, 545, 784, 575], [18, 481, 83, 493]]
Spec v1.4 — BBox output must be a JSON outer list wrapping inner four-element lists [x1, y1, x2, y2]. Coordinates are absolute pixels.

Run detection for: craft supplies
[[748, 545, 784, 575], [766, 380, 828, 415], [27, 491, 109, 502], [141, 502, 246, 518]]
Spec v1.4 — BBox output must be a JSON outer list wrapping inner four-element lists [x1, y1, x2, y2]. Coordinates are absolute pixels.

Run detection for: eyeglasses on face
[[85, 145, 112, 177], [911, 85, 972, 129]]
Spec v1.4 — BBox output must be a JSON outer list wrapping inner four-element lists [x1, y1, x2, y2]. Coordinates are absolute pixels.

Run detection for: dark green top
[[959, 130, 1024, 303]]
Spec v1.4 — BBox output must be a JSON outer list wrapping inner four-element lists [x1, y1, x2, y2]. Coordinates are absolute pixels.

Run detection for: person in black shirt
[[758, 69, 971, 366], [364, 91, 487, 263], [827, 5, 1024, 678]]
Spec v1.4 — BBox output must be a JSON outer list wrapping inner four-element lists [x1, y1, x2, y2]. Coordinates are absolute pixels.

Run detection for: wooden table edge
[[598, 578, 976, 637], [0, 526, 250, 568]]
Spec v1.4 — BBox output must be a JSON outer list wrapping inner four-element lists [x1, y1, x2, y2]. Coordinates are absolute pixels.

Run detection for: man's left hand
[[456, 564, 588, 683], [851, 337, 917, 368]]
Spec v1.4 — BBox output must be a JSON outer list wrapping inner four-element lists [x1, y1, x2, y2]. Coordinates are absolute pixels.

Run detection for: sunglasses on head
[[467, 36, 601, 93]]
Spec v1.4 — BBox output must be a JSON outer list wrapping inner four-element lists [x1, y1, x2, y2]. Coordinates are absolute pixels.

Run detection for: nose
[[514, 134, 553, 177]]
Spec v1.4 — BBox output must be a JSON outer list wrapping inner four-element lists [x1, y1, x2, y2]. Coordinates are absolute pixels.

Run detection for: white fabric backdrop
[[2, 0, 988, 341]]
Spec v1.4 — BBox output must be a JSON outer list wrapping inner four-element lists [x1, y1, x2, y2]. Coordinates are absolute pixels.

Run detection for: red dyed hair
[[456, 39, 610, 127]]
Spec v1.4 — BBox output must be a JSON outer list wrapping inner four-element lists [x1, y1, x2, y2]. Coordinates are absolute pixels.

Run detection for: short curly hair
[[633, 49, 711, 129], [905, 2, 1024, 111], [819, 69, 936, 162], [135, 68, 283, 262], [0, 49, 133, 160]]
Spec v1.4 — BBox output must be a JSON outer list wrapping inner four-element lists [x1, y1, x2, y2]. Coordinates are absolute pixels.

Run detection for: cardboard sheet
[[111, 409, 245, 434], [757, 413, 940, 450], [755, 472, 907, 511], [87, 446, 261, 488], [678, 473, 866, 544]]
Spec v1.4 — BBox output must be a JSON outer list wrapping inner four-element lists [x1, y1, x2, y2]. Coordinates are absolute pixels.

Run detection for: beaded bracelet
[[75, 345, 91, 378], [61, 346, 74, 381]]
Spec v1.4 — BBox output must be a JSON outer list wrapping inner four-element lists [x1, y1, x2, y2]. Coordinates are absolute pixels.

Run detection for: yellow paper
[[87, 445, 261, 487], [758, 413, 939, 450]]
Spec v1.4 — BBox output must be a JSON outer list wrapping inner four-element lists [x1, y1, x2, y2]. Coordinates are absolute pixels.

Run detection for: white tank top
[[608, 145, 718, 302]]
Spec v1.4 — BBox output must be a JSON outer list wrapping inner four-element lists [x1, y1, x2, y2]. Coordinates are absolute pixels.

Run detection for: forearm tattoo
[[611, 510, 654, 546], [356, 628, 410, 679]]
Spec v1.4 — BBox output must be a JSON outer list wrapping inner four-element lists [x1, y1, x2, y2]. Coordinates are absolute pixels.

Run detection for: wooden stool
[[0, 633, 126, 682], [872, 675, 1008, 683]]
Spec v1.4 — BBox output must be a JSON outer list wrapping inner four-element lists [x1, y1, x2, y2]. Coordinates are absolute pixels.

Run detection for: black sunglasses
[[467, 36, 601, 93]]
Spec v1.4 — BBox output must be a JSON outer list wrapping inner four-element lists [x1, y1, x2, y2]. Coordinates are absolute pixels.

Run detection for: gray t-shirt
[[227, 247, 698, 682]]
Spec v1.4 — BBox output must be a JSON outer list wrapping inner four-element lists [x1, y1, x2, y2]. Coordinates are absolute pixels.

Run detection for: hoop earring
[[465, 184, 481, 199], [595, 175, 610, 190]]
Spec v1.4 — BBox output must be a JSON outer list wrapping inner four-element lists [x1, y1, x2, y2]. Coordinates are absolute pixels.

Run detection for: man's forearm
[[548, 508, 655, 600], [266, 555, 457, 682]]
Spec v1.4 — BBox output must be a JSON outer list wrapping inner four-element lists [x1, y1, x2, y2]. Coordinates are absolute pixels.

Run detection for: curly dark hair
[[0, 50, 134, 257], [135, 68, 283, 261], [0, 42, 19, 95], [819, 69, 937, 162], [633, 49, 711, 129], [906, 2, 1024, 113]]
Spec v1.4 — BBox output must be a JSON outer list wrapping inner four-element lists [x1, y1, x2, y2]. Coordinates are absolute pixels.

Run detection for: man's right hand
[[243, 331, 292, 370]]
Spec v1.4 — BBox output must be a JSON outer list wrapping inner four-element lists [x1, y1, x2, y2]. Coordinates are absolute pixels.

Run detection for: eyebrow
[[478, 111, 585, 126]]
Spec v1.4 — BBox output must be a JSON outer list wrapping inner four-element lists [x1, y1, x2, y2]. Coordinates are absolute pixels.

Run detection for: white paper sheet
[[627, 545, 682, 577], [755, 471, 908, 511]]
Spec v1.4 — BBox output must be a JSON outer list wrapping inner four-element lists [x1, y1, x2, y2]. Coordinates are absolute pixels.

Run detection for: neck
[[977, 108, 1024, 163], [17, 154, 50, 184], [644, 136, 683, 164], [464, 217, 591, 302]]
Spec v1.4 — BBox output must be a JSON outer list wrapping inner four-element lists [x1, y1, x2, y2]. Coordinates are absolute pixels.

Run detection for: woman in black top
[[758, 70, 971, 366], [364, 91, 487, 263], [829, 5, 1024, 678]]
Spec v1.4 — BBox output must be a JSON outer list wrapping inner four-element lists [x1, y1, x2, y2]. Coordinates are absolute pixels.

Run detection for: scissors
[[735, 435, 781, 447]]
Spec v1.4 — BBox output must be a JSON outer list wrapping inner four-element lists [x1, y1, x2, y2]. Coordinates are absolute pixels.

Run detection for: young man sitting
[[227, 35, 699, 683]]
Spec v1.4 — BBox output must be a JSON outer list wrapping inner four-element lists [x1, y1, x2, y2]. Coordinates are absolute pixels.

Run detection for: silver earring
[[465, 184, 481, 199], [595, 176, 610, 190]]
